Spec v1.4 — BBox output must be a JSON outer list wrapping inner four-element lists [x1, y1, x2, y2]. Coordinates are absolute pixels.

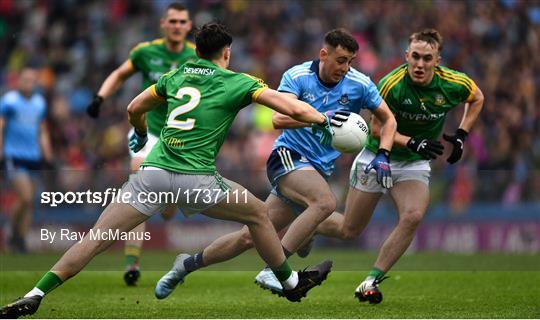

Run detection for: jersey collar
[[310, 60, 340, 89]]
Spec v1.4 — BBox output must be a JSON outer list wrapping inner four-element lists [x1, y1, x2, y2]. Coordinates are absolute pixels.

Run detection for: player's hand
[[86, 94, 104, 118], [443, 128, 468, 164], [311, 114, 334, 146], [364, 148, 392, 188], [128, 129, 148, 153], [324, 109, 350, 127], [407, 137, 444, 160]]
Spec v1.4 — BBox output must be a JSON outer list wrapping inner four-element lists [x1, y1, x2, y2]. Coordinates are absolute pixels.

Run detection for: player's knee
[[238, 227, 254, 249], [310, 194, 337, 220], [245, 202, 270, 226], [340, 225, 360, 241], [399, 209, 424, 229]]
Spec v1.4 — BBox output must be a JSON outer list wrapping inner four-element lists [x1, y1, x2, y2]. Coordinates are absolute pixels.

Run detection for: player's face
[[320, 45, 357, 84], [406, 40, 441, 86], [18, 68, 38, 96], [161, 9, 192, 44]]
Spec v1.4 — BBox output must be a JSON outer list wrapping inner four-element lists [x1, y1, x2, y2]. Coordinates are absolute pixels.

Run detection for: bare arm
[[40, 121, 53, 162], [270, 93, 312, 129], [256, 89, 325, 125], [127, 86, 165, 134], [457, 86, 484, 132], [97, 60, 136, 99], [369, 100, 397, 151]]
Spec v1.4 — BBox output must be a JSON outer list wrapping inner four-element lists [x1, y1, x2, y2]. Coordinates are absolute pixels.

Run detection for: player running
[[153, 28, 397, 300], [261, 28, 485, 304], [0, 22, 336, 319], [85, 2, 197, 285], [0, 66, 53, 253]]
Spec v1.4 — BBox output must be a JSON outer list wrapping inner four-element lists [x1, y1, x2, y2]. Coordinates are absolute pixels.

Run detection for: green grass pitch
[[1, 249, 539, 318]]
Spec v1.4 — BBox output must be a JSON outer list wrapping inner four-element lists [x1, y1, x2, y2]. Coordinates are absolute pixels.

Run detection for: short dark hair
[[166, 2, 188, 13], [195, 23, 233, 60], [409, 28, 444, 52], [324, 28, 359, 53]]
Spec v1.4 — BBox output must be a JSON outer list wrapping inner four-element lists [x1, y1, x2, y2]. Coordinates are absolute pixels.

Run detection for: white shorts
[[128, 128, 159, 159], [349, 148, 431, 194]]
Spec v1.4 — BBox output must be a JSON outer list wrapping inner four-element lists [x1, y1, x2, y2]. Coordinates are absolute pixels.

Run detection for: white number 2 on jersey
[[167, 87, 201, 130]]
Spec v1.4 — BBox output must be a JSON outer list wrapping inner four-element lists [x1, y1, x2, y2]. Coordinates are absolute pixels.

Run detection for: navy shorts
[[3, 157, 42, 179], [266, 147, 327, 215]]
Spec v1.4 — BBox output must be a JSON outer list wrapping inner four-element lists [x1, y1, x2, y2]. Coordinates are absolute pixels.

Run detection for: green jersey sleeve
[[227, 73, 268, 110], [128, 41, 149, 72], [155, 70, 176, 97], [435, 66, 477, 103]]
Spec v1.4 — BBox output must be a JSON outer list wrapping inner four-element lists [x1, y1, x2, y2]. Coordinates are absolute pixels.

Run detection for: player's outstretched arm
[[256, 89, 326, 126], [87, 60, 136, 118]]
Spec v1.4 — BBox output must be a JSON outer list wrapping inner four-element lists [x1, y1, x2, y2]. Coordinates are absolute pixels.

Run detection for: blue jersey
[[274, 60, 382, 175], [0, 90, 46, 161]]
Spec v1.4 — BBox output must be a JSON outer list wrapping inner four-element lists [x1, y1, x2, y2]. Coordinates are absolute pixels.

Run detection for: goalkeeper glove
[[407, 137, 444, 160], [443, 128, 468, 164]]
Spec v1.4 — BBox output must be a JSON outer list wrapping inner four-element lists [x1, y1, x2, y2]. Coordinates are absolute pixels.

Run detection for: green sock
[[125, 245, 141, 268], [368, 267, 386, 281], [36, 271, 63, 294], [271, 260, 293, 282]]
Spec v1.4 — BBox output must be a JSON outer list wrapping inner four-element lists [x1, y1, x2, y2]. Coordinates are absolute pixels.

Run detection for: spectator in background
[[0, 66, 53, 252]]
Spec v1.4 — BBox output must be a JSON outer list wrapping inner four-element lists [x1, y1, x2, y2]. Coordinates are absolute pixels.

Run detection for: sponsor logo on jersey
[[402, 98, 413, 105], [183, 67, 215, 76], [338, 94, 350, 106], [396, 110, 445, 121], [150, 58, 163, 66], [302, 92, 315, 102], [149, 71, 164, 82], [435, 94, 446, 106]]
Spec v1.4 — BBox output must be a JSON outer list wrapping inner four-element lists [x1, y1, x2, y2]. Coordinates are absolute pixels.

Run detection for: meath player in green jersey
[[0, 23, 336, 318], [86, 3, 197, 285], [307, 28, 484, 303]]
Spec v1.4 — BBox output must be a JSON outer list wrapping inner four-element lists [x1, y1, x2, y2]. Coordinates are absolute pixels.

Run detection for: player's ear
[[435, 53, 441, 66], [223, 46, 231, 61], [160, 17, 166, 29], [405, 49, 409, 62], [320, 47, 328, 61]]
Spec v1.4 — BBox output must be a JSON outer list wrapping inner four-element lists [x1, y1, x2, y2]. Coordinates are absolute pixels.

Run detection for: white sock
[[281, 271, 299, 290], [24, 287, 45, 298]]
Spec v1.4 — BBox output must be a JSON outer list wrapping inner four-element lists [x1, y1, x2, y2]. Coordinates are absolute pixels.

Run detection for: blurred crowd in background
[[1, 0, 539, 214]]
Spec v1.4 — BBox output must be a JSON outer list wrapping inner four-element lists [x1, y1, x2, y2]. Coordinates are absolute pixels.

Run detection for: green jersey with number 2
[[143, 58, 268, 174]]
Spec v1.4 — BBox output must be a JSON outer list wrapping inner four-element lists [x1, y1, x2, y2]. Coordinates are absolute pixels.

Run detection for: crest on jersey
[[338, 94, 350, 106], [435, 94, 445, 106]]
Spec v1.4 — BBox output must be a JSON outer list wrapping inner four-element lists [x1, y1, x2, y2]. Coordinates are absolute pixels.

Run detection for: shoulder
[[284, 61, 314, 80], [1, 90, 20, 102], [345, 67, 373, 87], [238, 72, 267, 86], [185, 40, 196, 50], [130, 38, 163, 55], [378, 64, 408, 98], [435, 66, 475, 88]]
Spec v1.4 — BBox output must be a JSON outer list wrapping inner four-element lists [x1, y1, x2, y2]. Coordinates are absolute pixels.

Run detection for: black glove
[[443, 128, 468, 164], [86, 94, 104, 118], [407, 137, 444, 160], [325, 109, 351, 127]]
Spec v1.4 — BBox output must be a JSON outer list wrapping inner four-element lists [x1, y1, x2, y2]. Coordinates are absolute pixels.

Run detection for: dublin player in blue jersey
[[154, 28, 397, 299], [0, 67, 53, 252]]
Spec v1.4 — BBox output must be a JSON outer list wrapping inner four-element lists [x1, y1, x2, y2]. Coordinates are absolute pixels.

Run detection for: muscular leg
[[202, 194, 295, 266], [373, 180, 429, 272], [51, 203, 149, 280], [278, 168, 337, 253], [318, 187, 382, 240]]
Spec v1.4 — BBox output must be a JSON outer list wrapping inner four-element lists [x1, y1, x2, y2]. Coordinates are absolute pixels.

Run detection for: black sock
[[183, 252, 205, 272]]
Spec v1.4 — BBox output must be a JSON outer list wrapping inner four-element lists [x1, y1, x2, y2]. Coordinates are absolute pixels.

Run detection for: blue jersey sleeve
[[0, 93, 14, 117], [277, 69, 302, 97], [362, 80, 382, 110]]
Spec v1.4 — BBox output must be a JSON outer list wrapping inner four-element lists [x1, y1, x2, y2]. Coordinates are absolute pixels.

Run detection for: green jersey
[[365, 64, 476, 161], [129, 38, 197, 136], [142, 58, 268, 174]]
